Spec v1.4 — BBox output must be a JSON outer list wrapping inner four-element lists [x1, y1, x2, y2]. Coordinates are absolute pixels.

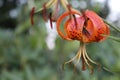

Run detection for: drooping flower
[[56, 10, 110, 74], [30, 0, 110, 74]]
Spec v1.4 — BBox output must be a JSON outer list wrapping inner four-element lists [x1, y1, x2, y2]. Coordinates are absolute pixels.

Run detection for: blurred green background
[[0, 0, 120, 80]]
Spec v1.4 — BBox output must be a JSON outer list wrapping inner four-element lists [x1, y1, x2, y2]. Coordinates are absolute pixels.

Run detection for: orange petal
[[82, 19, 97, 42], [85, 10, 105, 29], [84, 10, 110, 42], [98, 24, 110, 42], [64, 17, 85, 41], [56, 11, 81, 40]]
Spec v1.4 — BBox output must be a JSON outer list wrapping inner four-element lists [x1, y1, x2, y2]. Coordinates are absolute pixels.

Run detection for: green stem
[[103, 19, 120, 33], [34, 0, 56, 15], [107, 35, 120, 42], [102, 34, 120, 42]]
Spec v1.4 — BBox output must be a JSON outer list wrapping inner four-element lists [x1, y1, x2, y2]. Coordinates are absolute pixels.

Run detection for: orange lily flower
[[56, 10, 110, 74]]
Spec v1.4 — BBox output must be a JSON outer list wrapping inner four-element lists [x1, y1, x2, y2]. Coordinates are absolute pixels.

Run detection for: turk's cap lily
[[56, 10, 110, 74], [56, 10, 110, 43]]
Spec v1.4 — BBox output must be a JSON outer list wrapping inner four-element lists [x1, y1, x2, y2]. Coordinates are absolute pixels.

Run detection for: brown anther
[[30, 7, 35, 25], [82, 55, 86, 71], [97, 64, 101, 71], [90, 67, 94, 74], [73, 64, 77, 73], [42, 3, 48, 21], [52, 0, 60, 20], [49, 12, 53, 29], [81, 10, 88, 27]]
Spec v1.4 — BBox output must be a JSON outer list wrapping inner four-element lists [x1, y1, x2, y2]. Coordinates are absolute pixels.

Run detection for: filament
[[75, 47, 82, 65], [63, 42, 99, 74], [64, 48, 81, 64], [84, 47, 100, 70], [82, 44, 93, 73]]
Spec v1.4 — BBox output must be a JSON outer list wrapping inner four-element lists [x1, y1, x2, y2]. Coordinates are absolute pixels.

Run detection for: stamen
[[73, 64, 77, 73], [30, 7, 35, 25], [81, 55, 86, 71], [62, 47, 81, 69], [81, 10, 89, 27], [81, 10, 91, 37], [67, 4, 72, 19], [82, 45, 93, 74], [84, 18, 89, 27], [42, 3, 47, 21], [49, 12, 53, 29], [75, 48, 82, 65], [52, 0, 60, 20], [64, 50, 80, 64], [84, 48, 98, 65], [62, 42, 99, 74], [82, 27, 90, 37], [73, 14, 78, 29], [82, 48, 91, 67], [84, 47, 101, 71], [62, 54, 77, 70]]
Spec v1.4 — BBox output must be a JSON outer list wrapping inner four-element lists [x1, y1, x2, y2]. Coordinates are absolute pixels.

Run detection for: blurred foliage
[[0, 0, 120, 80]]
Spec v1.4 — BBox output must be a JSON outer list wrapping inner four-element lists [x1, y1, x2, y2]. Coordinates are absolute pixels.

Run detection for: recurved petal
[[84, 10, 110, 42], [84, 10, 105, 29], [98, 24, 110, 42], [82, 19, 97, 42], [56, 11, 81, 40]]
